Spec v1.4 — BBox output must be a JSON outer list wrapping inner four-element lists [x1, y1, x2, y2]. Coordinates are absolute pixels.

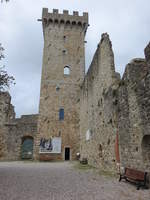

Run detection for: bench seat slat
[[125, 168, 145, 181]]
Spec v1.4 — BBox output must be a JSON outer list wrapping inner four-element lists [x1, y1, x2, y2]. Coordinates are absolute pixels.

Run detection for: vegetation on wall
[[0, 44, 15, 91], [0, 0, 15, 91]]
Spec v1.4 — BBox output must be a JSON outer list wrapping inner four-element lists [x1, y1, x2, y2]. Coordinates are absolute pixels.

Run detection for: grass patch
[[99, 170, 117, 178], [22, 160, 39, 163], [73, 161, 94, 171], [72, 161, 118, 179]]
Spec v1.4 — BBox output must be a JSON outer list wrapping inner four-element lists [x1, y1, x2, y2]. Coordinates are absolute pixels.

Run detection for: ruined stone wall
[[0, 91, 38, 160], [4, 114, 38, 160], [80, 33, 120, 171], [118, 43, 150, 173], [0, 92, 15, 125], [0, 92, 15, 159], [0, 7, 149, 173], [0, 106, 38, 161]]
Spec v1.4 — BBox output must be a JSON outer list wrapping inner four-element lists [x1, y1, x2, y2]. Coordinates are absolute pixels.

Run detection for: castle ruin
[[0, 8, 150, 181]]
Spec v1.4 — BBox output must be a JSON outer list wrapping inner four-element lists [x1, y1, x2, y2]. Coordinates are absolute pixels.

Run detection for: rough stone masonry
[[34, 8, 88, 161], [0, 8, 150, 183]]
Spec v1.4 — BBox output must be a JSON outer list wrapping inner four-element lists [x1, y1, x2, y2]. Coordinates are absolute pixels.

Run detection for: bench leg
[[137, 181, 148, 190], [137, 182, 141, 190], [137, 185, 140, 190], [119, 175, 122, 182]]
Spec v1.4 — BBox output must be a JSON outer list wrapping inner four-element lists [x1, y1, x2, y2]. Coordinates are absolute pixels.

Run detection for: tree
[[0, 0, 15, 91], [1, 0, 9, 2], [0, 44, 15, 91]]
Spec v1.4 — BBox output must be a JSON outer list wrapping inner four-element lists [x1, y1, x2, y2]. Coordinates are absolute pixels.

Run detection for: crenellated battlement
[[42, 8, 89, 31]]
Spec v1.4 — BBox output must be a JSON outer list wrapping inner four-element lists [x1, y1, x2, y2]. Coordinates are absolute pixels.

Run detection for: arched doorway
[[141, 135, 150, 162], [21, 136, 34, 159]]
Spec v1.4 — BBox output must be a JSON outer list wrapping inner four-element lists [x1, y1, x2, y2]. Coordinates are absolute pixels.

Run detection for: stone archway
[[21, 136, 34, 159], [141, 135, 150, 162]]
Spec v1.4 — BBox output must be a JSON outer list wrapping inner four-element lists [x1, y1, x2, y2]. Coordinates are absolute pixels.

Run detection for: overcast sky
[[0, 0, 150, 117]]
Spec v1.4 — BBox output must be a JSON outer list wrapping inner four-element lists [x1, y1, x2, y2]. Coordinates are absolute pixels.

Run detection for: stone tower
[[35, 8, 88, 160]]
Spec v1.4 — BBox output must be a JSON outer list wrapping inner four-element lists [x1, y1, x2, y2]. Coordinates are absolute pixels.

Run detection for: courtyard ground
[[0, 161, 149, 200]]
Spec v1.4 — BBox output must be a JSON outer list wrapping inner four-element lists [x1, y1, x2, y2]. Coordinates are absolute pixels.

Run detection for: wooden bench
[[119, 167, 148, 190]]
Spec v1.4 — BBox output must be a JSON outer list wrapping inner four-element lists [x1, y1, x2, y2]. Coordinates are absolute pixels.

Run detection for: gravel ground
[[0, 161, 149, 200]]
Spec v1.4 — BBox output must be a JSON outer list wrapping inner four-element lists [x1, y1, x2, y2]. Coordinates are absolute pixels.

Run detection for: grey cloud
[[0, 0, 150, 117]]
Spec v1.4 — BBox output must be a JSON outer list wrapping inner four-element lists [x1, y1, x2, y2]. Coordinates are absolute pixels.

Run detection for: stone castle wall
[[0, 92, 15, 125], [34, 8, 88, 161], [0, 8, 149, 178], [4, 114, 38, 160], [0, 92, 15, 159], [118, 43, 150, 173], [80, 33, 120, 171], [80, 34, 150, 175], [0, 92, 38, 160]]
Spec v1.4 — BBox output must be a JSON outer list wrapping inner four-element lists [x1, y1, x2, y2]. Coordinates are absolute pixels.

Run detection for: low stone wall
[[0, 92, 39, 161], [0, 113, 38, 161]]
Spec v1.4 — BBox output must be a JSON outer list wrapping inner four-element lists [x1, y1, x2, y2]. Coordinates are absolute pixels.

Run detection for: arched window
[[64, 66, 70, 75], [62, 49, 67, 54], [59, 108, 64, 120]]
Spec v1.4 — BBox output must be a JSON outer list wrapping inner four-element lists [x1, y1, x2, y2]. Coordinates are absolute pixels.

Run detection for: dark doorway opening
[[21, 136, 33, 159], [142, 135, 150, 162], [65, 147, 70, 160]]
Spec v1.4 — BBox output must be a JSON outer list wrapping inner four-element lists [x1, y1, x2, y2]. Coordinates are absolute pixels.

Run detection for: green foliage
[[99, 170, 117, 178], [0, 67, 15, 91], [0, 0, 14, 90], [0, 44, 15, 91], [73, 161, 94, 171]]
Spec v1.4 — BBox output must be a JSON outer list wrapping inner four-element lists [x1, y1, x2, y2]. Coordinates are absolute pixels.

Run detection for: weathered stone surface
[[4, 114, 38, 160], [144, 42, 150, 65], [34, 8, 88, 160], [0, 92, 15, 125], [79, 33, 120, 171], [118, 57, 150, 174], [0, 92, 15, 159], [0, 92, 38, 160], [0, 9, 150, 181], [80, 33, 150, 178]]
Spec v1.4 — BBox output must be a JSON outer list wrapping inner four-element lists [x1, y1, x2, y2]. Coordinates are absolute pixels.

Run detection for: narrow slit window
[[64, 66, 70, 75], [59, 108, 64, 120]]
